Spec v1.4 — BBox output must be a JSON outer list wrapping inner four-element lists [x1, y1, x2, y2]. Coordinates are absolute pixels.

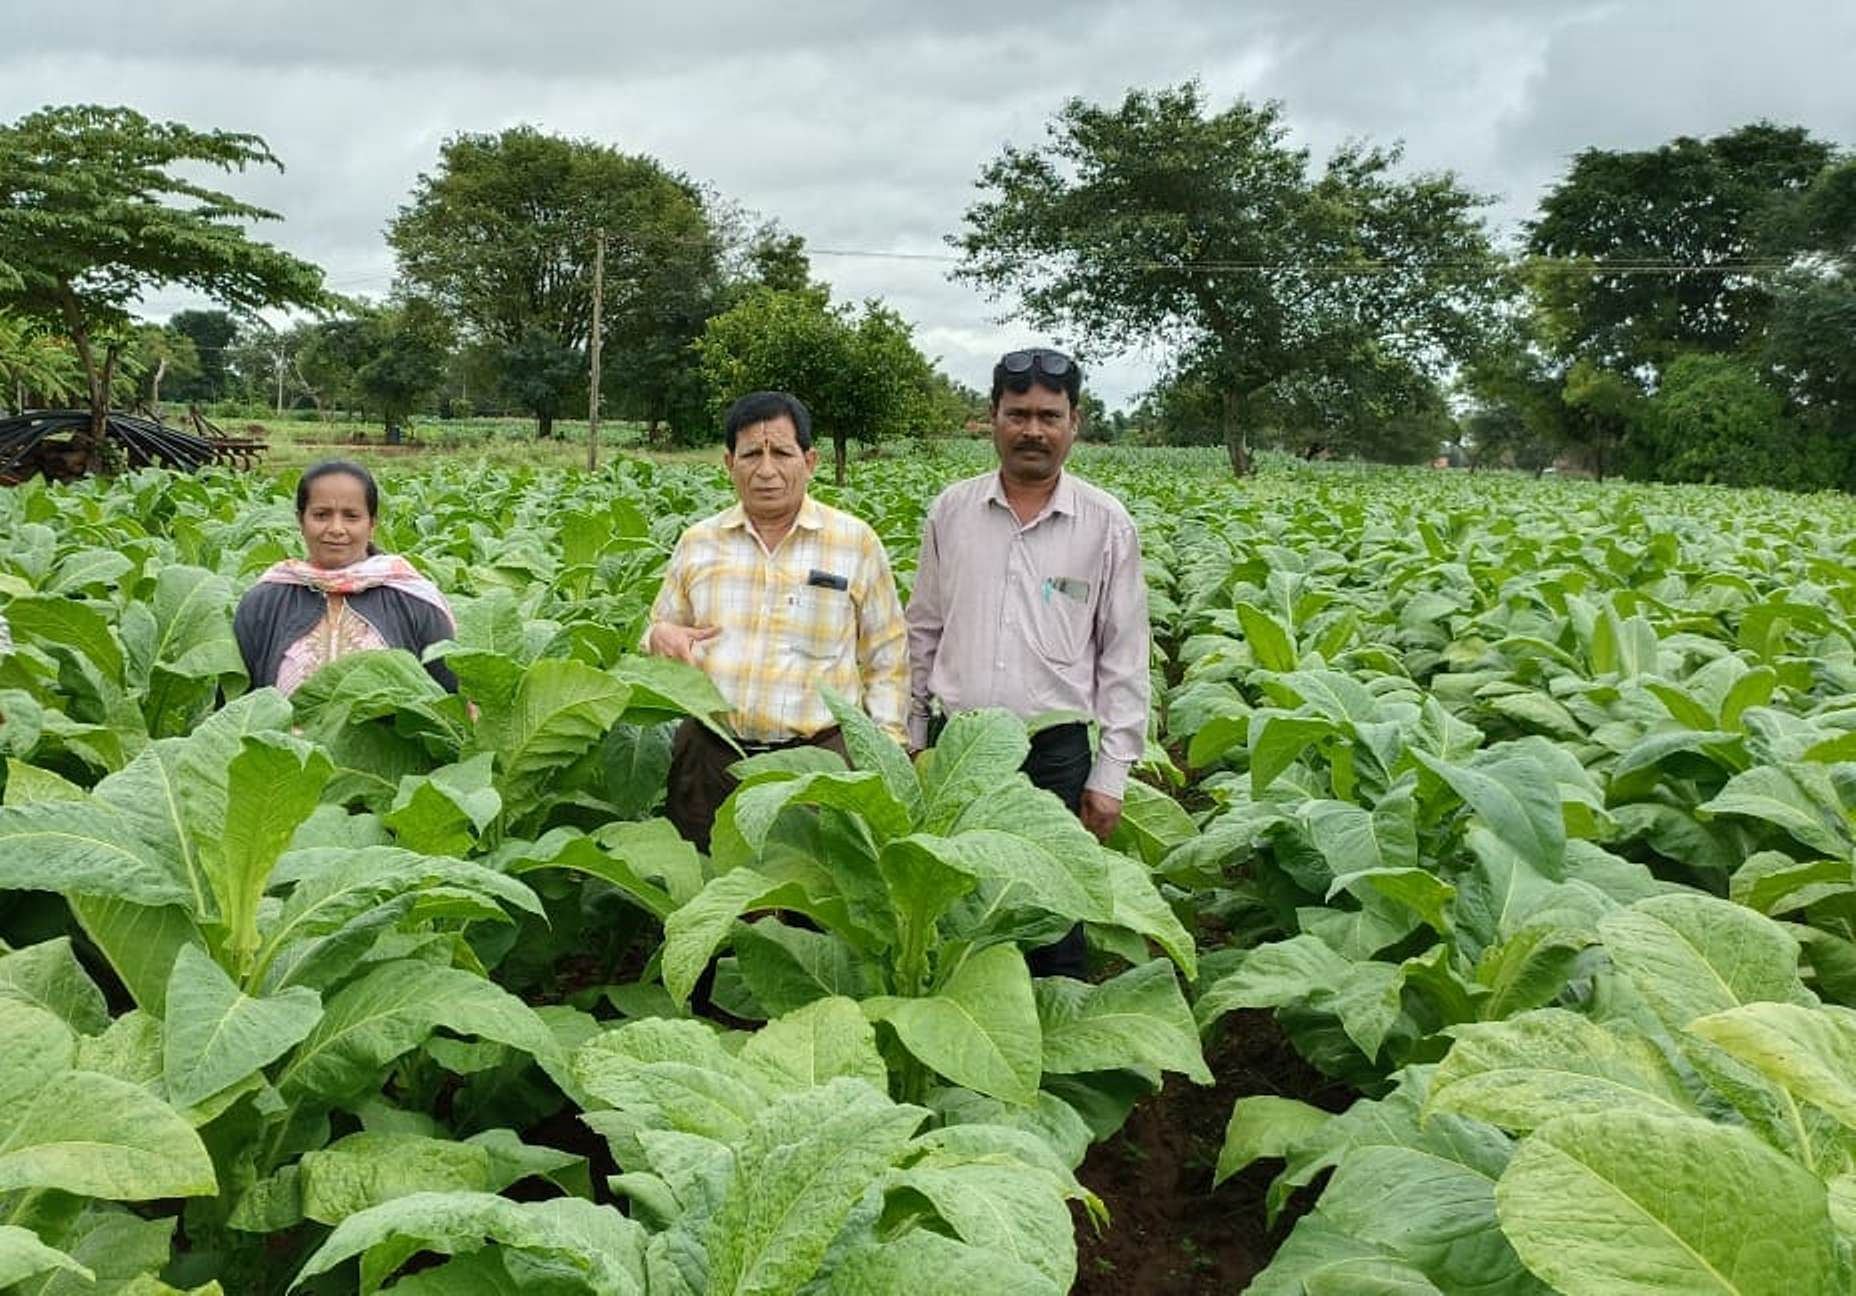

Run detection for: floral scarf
[[259, 555, 455, 696], [258, 553, 455, 627]]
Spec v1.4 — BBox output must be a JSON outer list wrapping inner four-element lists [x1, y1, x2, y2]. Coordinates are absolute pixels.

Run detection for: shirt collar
[[986, 470, 1076, 523], [719, 495, 824, 533]]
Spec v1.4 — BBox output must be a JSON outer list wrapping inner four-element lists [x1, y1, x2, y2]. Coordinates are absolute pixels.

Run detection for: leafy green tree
[[127, 323, 201, 409], [498, 327, 584, 440], [1561, 359, 1646, 481], [1528, 123, 1836, 375], [389, 126, 722, 439], [165, 308, 238, 403], [1642, 352, 1844, 490], [0, 105, 327, 463], [356, 299, 454, 432], [0, 312, 83, 411], [952, 83, 1497, 474], [696, 288, 952, 484]]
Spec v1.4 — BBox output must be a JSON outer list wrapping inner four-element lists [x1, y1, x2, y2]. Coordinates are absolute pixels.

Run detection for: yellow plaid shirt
[[649, 496, 908, 743]]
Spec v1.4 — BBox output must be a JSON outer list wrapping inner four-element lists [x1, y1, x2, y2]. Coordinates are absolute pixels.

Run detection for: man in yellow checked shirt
[[645, 391, 908, 852]]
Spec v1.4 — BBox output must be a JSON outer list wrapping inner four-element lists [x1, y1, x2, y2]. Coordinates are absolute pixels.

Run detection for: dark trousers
[[928, 716, 1092, 978], [666, 719, 848, 854]]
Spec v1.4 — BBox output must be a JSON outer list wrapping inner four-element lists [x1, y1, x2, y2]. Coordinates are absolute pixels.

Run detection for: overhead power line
[[809, 247, 1815, 277]]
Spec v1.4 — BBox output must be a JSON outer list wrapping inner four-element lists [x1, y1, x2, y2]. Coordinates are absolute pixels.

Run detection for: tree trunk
[[834, 433, 847, 487], [56, 283, 108, 471], [151, 356, 168, 409], [538, 411, 555, 440], [1221, 391, 1250, 476]]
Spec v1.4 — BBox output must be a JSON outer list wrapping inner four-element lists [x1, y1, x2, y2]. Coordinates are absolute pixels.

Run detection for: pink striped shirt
[[905, 470, 1150, 799]]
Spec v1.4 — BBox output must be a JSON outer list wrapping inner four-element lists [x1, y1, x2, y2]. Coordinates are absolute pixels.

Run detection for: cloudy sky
[[5, 1, 1853, 406]]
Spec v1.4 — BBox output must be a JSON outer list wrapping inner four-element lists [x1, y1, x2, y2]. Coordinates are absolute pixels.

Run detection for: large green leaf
[[260, 845, 542, 993], [1427, 1009, 1700, 1132], [824, 1227, 1059, 1295], [1690, 1001, 1856, 1133], [737, 996, 888, 1095], [1268, 1143, 1540, 1295], [734, 919, 875, 1017], [161, 943, 323, 1109], [68, 896, 202, 1014], [611, 652, 735, 734], [660, 868, 830, 1007], [276, 960, 557, 1103], [1598, 893, 1814, 1032], [293, 1192, 649, 1295], [298, 1132, 493, 1225], [1196, 935, 1404, 1062], [882, 1161, 1077, 1290], [1248, 713, 1337, 794], [1216, 1095, 1331, 1187], [1414, 750, 1566, 876], [0, 937, 108, 1035], [822, 685, 923, 824], [729, 770, 913, 851], [1236, 600, 1297, 672], [495, 658, 631, 820], [918, 708, 1030, 833], [382, 753, 501, 856], [0, 1227, 89, 1290], [1034, 960, 1210, 1083], [705, 1078, 926, 1296], [6, 593, 124, 684], [1496, 1112, 1836, 1296], [206, 733, 332, 974], [1095, 850, 1198, 979], [0, 1070, 215, 1199], [865, 944, 1041, 1105], [1699, 763, 1854, 858]]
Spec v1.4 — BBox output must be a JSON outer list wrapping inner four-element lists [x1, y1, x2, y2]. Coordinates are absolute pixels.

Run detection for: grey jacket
[[234, 581, 458, 693]]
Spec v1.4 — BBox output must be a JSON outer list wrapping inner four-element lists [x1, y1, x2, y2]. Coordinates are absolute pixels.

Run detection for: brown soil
[[1071, 1009, 1354, 1295]]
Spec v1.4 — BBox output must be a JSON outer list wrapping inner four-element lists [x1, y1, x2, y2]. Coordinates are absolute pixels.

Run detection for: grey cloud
[[3, 1, 1851, 406]]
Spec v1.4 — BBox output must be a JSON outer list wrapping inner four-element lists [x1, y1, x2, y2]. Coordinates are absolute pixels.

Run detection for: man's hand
[[648, 622, 720, 664], [1080, 790, 1123, 843]]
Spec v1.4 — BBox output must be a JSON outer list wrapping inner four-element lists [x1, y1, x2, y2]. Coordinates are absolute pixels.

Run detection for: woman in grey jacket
[[234, 460, 458, 695]]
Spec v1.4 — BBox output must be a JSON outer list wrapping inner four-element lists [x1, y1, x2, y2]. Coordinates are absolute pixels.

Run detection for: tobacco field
[[4, 447, 1856, 1295]]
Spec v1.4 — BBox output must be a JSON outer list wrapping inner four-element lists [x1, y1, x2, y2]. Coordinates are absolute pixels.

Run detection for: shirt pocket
[[785, 583, 855, 661], [1027, 576, 1094, 664]]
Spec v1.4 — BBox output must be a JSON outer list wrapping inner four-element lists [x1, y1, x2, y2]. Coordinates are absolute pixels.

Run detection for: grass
[[219, 415, 727, 472]]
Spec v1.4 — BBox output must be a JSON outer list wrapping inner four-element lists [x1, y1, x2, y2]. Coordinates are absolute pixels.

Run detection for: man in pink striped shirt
[[905, 347, 1151, 976]]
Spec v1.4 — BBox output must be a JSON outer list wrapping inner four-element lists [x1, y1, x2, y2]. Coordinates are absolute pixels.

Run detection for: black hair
[[990, 348, 1083, 409], [296, 459, 380, 517], [724, 391, 813, 452], [296, 459, 382, 556]]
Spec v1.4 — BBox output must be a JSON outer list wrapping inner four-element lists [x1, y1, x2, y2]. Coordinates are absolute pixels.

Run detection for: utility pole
[[587, 227, 606, 472], [273, 344, 287, 416]]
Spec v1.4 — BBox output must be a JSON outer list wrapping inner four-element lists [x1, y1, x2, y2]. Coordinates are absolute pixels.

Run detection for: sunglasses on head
[[999, 349, 1075, 378]]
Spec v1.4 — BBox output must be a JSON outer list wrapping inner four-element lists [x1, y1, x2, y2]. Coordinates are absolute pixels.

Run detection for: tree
[[355, 299, 454, 432], [498, 327, 584, 440], [1640, 352, 1843, 490], [952, 83, 1497, 474], [1560, 359, 1645, 481], [1528, 123, 1836, 375], [165, 308, 238, 403], [389, 126, 723, 439], [127, 323, 201, 409], [0, 312, 82, 413], [0, 105, 327, 465], [696, 288, 952, 484]]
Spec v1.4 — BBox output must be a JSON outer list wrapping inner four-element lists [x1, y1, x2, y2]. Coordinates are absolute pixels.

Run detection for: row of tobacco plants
[[7, 446, 1856, 1293]]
